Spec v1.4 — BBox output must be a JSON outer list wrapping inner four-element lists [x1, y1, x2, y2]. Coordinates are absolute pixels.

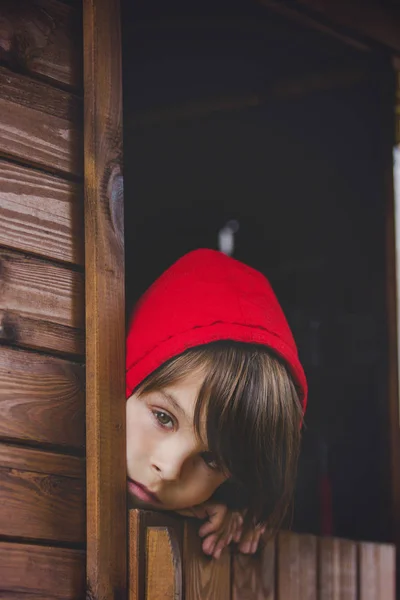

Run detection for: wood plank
[[0, 250, 84, 355], [0, 465, 85, 544], [0, 443, 84, 478], [0, 160, 84, 265], [0, 542, 85, 598], [83, 0, 126, 599], [0, 347, 84, 449], [0, 67, 82, 121], [184, 519, 231, 600], [0, 96, 82, 177], [146, 528, 182, 600], [232, 535, 276, 600], [0, 444, 84, 545], [0, 310, 84, 357], [359, 542, 396, 600], [129, 509, 184, 600], [0, 0, 82, 88], [277, 531, 317, 600], [318, 537, 357, 600]]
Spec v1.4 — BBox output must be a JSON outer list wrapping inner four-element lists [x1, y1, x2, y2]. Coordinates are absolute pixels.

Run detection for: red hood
[[126, 249, 307, 411]]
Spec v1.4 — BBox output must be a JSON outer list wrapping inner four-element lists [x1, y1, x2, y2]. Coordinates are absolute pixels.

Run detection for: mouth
[[127, 477, 161, 505]]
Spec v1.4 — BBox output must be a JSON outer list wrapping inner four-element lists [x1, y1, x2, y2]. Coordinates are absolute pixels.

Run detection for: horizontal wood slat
[[0, 0, 82, 88], [0, 159, 83, 265], [0, 542, 85, 598], [0, 250, 84, 356], [0, 68, 82, 121], [0, 347, 85, 449], [0, 445, 85, 544], [0, 443, 85, 478], [0, 95, 82, 177]]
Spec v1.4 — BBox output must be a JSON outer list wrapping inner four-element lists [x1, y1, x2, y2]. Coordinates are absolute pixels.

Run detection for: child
[[126, 249, 307, 559]]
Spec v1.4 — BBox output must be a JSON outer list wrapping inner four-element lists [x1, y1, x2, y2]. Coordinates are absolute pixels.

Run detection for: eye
[[153, 410, 174, 430], [201, 451, 219, 470]]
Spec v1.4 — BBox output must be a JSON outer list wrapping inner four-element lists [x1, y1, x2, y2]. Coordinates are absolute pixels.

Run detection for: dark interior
[[122, 0, 395, 542]]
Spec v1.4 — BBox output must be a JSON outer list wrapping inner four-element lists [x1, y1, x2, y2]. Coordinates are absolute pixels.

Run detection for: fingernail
[[241, 542, 251, 554]]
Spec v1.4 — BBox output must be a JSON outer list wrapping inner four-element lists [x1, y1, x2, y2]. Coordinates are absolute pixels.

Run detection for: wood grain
[[0, 310, 84, 357], [0, 67, 82, 121], [0, 95, 82, 177], [0, 249, 84, 355], [0, 443, 84, 478], [83, 0, 126, 599], [277, 531, 317, 600], [129, 509, 184, 600], [184, 519, 231, 600], [359, 542, 396, 600], [0, 541, 85, 598], [0, 347, 84, 449], [0, 464, 85, 543], [0, 0, 82, 88], [146, 528, 182, 599], [232, 535, 276, 600], [318, 537, 357, 600], [0, 159, 84, 265]]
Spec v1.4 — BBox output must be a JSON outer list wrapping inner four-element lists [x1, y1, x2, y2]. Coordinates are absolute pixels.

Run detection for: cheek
[[176, 469, 227, 508], [126, 399, 155, 457]]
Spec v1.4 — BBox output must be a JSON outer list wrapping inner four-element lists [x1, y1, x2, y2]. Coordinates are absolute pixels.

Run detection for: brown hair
[[135, 341, 303, 531]]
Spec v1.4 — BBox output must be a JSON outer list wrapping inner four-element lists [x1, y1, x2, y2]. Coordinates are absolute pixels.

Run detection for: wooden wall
[[0, 1, 86, 597]]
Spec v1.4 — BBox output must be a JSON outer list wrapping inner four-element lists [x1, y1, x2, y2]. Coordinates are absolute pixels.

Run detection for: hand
[[175, 502, 243, 559], [236, 521, 266, 555]]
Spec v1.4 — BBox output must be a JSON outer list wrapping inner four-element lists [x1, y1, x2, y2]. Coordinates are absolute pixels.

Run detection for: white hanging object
[[218, 220, 240, 256]]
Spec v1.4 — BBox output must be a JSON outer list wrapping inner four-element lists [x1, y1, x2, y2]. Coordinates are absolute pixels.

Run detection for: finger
[[251, 530, 262, 554], [202, 533, 218, 556], [203, 503, 228, 529], [213, 533, 232, 560], [238, 528, 254, 554]]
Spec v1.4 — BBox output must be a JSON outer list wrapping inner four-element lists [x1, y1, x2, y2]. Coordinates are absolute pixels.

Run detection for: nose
[[151, 436, 197, 481]]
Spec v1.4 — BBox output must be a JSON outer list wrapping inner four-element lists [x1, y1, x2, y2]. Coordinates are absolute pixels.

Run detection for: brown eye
[[153, 410, 174, 429], [201, 451, 218, 470]]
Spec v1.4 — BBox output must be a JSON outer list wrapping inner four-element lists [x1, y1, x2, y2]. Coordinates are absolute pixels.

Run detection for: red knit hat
[[126, 249, 307, 411]]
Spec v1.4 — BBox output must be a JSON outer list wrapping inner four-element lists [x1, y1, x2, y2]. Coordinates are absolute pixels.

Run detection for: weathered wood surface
[[0, 443, 84, 478], [277, 532, 317, 600], [0, 249, 84, 356], [129, 509, 184, 600], [0, 0, 82, 88], [318, 537, 357, 600], [0, 463, 85, 543], [83, 0, 126, 599], [0, 542, 85, 598], [232, 536, 275, 600], [359, 542, 396, 600], [0, 159, 84, 265], [0, 68, 82, 176], [184, 519, 231, 600], [146, 528, 182, 600], [0, 347, 84, 449]]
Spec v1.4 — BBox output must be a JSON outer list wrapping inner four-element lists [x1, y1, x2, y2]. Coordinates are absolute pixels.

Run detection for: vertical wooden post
[[83, 0, 126, 598]]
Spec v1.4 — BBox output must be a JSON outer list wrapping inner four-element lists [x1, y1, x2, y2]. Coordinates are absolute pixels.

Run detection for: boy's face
[[126, 369, 228, 510]]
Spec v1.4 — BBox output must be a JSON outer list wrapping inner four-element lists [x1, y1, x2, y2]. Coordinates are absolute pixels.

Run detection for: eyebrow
[[159, 390, 191, 423], [158, 390, 210, 451]]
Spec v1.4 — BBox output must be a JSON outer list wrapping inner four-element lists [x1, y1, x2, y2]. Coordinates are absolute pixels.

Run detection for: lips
[[127, 477, 161, 505]]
